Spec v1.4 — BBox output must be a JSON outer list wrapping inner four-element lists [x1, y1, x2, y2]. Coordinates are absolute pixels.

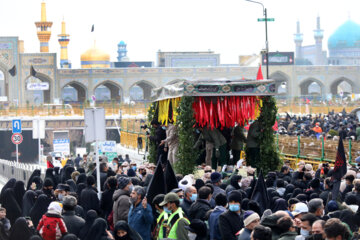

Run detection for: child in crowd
[[37, 202, 68, 240]]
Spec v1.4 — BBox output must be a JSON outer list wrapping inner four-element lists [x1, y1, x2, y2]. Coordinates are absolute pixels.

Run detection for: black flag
[[146, 160, 165, 204], [8, 65, 16, 77], [30, 65, 37, 77], [250, 170, 270, 214], [91, 24, 94, 32], [164, 161, 178, 193], [331, 138, 347, 200]]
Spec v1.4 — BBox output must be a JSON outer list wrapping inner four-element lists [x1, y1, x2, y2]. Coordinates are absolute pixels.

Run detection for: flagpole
[[244, 0, 269, 79]]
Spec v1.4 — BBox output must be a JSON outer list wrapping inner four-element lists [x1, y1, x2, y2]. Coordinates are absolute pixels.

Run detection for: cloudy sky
[[0, 0, 359, 68]]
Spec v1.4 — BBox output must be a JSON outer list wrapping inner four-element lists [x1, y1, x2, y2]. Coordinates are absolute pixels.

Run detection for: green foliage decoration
[[175, 96, 199, 175], [257, 96, 281, 175], [147, 102, 158, 164]]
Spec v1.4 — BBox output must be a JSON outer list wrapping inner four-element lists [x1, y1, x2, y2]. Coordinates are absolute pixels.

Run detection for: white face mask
[[300, 228, 310, 237], [238, 182, 242, 188], [188, 232, 197, 240]]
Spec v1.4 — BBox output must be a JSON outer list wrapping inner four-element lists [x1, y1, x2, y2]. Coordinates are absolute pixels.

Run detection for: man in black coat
[[219, 190, 243, 240], [62, 195, 85, 237], [92, 162, 109, 191], [180, 186, 197, 217], [80, 176, 100, 214], [188, 186, 212, 221], [149, 120, 167, 164], [100, 176, 117, 219], [345, 179, 360, 204]]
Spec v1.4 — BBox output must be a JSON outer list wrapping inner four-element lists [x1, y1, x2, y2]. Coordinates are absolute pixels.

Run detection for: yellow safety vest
[[154, 211, 168, 239], [158, 207, 190, 240]]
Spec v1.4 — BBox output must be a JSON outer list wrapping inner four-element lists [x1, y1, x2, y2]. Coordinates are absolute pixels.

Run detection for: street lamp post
[[245, 0, 269, 79]]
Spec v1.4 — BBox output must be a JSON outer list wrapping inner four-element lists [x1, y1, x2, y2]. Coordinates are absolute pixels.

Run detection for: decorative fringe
[[193, 96, 261, 129], [157, 97, 181, 125]]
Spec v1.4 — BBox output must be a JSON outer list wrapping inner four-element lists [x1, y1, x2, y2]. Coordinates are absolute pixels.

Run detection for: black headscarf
[[284, 184, 295, 197], [22, 190, 38, 217], [194, 179, 205, 192], [29, 194, 51, 228], [13, 180, 26, 209], [29, 177, 43, 191], [291, 188, 303, 199], [0, 178, 16, 205], [272, 198, 288, 212], [84, 218, 108, 240], [62, 234, 79, 240], [79, 210, 98, 240], [114, 220, 142, 240], [53, 167, 61, 184], [9, 217, 34, 240], [66, 179, 77, 192], [230, 175, 242, 190], [45, 168, 57, 187], [76, 183, 86, 204], [76, 173, 87, 185], [61, 166, 75, 183], [2, 189, 21, 225], [27, 169, 41, 190]]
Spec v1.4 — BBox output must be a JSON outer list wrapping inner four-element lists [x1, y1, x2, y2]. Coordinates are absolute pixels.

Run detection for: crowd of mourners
[[277, 109, 360, 140], [0, 152, 360, 240]]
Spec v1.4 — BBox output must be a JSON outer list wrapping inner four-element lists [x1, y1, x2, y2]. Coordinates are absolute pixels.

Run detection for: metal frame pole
[[264, 8, 269, 79], [245, 0, 269, 79], [16, 144, 18, 163], [93, 108, 101, 199], [38, 118, 41, 165]]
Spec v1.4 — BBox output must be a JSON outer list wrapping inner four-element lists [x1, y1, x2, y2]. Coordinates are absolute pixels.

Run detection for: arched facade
[[129, 80, 156, 101], [299, 78, 324, 96], [330, 77, 355, 95], [24, 73, 53, 104], [61, 81, 87, 102], [270, 71, 290, 96], [93, 80, 123, 102], [0, 62, 8, 98]]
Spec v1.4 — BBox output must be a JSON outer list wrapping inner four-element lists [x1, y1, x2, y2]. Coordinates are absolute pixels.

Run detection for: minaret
[[35, 2, 53, 52], [294, 20, 303, 60], [117, 41, 128, 61], [58, 19, 71, 68], [314, 15, 324, 65]]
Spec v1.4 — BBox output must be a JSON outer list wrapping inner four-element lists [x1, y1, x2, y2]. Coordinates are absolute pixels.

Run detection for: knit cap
[[118, 177, 130, 190], [228, 190, 242, 203], [243, 210, 260, 226]]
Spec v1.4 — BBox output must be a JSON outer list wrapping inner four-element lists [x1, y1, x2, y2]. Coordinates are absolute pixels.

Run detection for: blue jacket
[[209, 206, 226, 240], [128, 202, 153, 240]]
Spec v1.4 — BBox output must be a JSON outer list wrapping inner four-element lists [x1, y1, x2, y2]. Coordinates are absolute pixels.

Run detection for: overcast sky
[[0, 0, 359, 68]]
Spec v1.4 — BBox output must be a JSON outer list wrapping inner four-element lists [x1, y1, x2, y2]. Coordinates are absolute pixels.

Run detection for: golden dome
[[81, 47, 110, 68]]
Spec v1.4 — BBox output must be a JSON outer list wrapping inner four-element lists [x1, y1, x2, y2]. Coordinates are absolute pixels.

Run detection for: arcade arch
[[62, 82, 87, 103], [94, 81, 123, 102], [24, 73, 52, 105], [0, 70, 4, 96], [299, 78, 324, 96], [129, 80, 155, 101], [330, 77, 354, 96], [270, 71, 289, 96]]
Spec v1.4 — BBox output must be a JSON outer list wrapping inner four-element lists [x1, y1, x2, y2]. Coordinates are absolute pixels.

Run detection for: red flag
[[306, 98, 310, 104], [272, 120, 278, 131], [256, 64, 264, 80]]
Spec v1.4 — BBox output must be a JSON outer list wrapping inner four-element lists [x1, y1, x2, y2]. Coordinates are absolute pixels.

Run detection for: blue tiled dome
[[328, 20, 360, 49], [118, 40, 126, 46]]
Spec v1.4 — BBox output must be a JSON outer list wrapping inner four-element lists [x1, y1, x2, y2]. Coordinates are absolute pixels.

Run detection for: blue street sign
[[12, 119, 22, 133]]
